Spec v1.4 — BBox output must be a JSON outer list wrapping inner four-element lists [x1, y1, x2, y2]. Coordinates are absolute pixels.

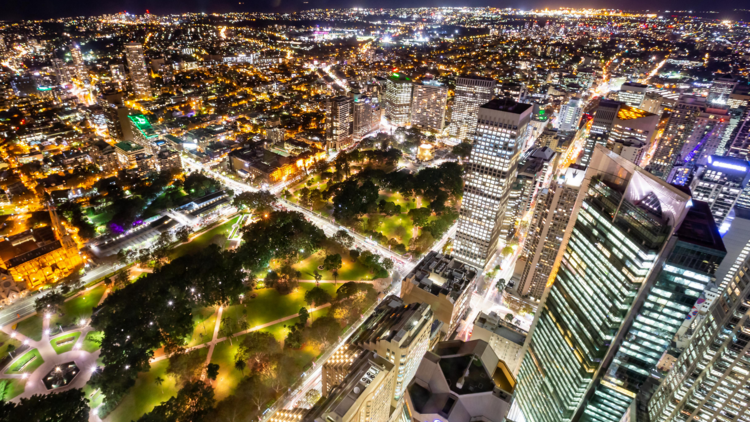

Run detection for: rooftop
[[128, 115, 158, 139], [405, 252, 477, 302], [481, 98, 532, 114], [616, 105, 655, 120]]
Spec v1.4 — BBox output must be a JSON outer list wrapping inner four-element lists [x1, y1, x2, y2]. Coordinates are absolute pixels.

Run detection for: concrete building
[[454, 98, 532, 268], [648, 95, 706, 179], [689, 156, 750, 229], [505, 147, 558, 233], [411, 80, 448, 132], [607, 105, 659, 165], [617, 82, 649, 108], [449, 76, 496, 141], [325, 96, 354, 150], [128, 114, 159, 154], [124, 42, 152, 98], [557, 97, 583, 132], [470, 311, 528, 374], [304, 350, 395, 422], [707, 77, 738, 108], [384, 72, 413, 126], [352, 93, 381, 140], [400, 251, 477, 339], [404, 340, 515, 422], [590, 99, 621, 135], [69, 43, 87, 84]]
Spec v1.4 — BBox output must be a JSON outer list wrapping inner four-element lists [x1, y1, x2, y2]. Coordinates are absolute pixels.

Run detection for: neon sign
[[708, 156, 748, 172]]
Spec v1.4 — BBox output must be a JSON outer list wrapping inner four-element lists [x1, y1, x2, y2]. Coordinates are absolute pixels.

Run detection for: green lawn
[[219, 284, 337, 333], [0, 331, 22, 359], [6, 348, 44, 374], [0, 379, 26, 401], [50, 332, 81, 354], [83, 384, 105, 410], [18, 284, 108, 340], [294, 251, 373, 281], [15, 315, 43, 341], [186, 306, 217, 347], [86, 208, 115, 228], [362, 213, 415, 246], [379, 192, 419, 211], [169, 215, 240, 259], [105, 359, 181, 422], [82, 331, 103, 353], [210, 309, 327, 401]]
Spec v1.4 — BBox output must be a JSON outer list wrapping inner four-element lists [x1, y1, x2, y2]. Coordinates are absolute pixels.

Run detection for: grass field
[[86, 208, 115, 228], [0, 331, 22, 359], [15, 316, 43, 341], [186, 306, 217, 347], [6, 348, 44, 375], [219, 284, 337, 334], [82, 331, 103, 353], [0, 379, 26, 400], [107, 347, 209, 422], [210, 309, 327, 401], [294, 251, 372, 281], [50, 332, 82, 354], [17, 284, 107, 341], [83, 383, 105, 410], [169, 215, 240, 259]]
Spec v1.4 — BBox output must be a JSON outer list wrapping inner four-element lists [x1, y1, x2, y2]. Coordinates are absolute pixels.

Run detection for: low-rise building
[[470, 311, 528, 374]]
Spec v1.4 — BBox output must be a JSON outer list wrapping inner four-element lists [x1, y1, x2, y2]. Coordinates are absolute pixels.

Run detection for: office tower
[[449, 76, 496, 141], [713, 207, 750, 290], [471, 311, 528, 374], [383, 72, 413, 126], [69, 43, 87, 83], [726, 107, 750, 159], [304, 350, 395, 422], [506, 147, 558, 233], [516, 146, 725, 422], [410, 80, 448, 132], [590, 99, 621, 135], [647, 251, 750, 422], [648, 95, 706, 179], [707, 77, 738, 107], [128, 114, 159, 154], [323, 344, 363, 394], [667, 108, 730, 186], [124, 42, 152, 98], [640, 91, 679, 115], [325, 96, 354, 150], [352, 93, 381, 140], [110, 64, 126, 80], [346, 295, 433, 409], [617, 82, 649, 108], [607, 105, 659, 165], [400, 251, 477, 340], [558, 97, 583, 132], [689, 156, 750, 229], [404, 340, 515, 422], [454, 98, 532, 268], [517, 167, 584, 301], [51, 58, 71, 85]]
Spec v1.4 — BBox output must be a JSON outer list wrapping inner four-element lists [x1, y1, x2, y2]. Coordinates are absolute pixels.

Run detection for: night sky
[[0, 0, 741, 22]]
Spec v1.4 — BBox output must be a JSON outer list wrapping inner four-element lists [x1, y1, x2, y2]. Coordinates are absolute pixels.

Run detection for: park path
[[200, 306, 224, 380]]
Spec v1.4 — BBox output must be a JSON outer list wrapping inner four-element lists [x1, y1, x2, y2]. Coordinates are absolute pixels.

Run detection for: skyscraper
[[52, 58, 71, 85], [617, 82, 649, 108], [648, 95, 706, 179], [383, 72, 413, 126], [557, 97, 583, 132], [689, 156, 750, 229], [410, 80, 448, 132], [707, 77, 738, 108], [69, 43, 87, 84], [124, 42, 152, 98], [515, 146, 725, 422], [352, 92, 381, 140], [607, 105, 659, 165], [325, 96, 354, 150], [449, 76, 496, 141], [454, 98, 532, 268]]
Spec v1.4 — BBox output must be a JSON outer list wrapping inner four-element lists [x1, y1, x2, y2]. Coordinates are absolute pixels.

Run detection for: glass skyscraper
[[516, 146, 725, 422]]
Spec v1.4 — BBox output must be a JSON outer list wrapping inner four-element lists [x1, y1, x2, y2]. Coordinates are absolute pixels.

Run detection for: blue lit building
[[689, 155, 750, 232]]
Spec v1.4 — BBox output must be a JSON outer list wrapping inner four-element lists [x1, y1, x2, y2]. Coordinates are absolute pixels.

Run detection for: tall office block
[[384, 72, 413, 126], [515, 146, 725, 422], [647, 252, 750, 422], [707, 77, 738, 108], [449, 76, 496, 141], [516, 167, 584, 301], [124, 42, 152, 98], [558, 97, 583, 132], [52, 58, 71, 85], [325, 96, 354, 150], [607, 105, 659, 165], [454, 98, 532, 269], [352, 93, 380, 140], [689, 156, 750, 229], [590, 99, 622, 135], [618, 82, 649, 108], [648, 95, 706, 179], [411, 80, 448, 132], [727, 107, 750, 159], [69, 43, 87, 83], [471, 311, 528, 374]]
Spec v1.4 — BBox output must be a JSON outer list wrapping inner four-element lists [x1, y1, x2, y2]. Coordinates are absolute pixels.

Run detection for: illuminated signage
[[708, 156, 748, 172]]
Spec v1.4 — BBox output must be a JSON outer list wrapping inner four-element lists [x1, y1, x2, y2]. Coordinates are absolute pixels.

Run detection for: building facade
[[325, 96, 354, 150], [449, 76, 496, 141], [411, 80, 448, 132], [384, 73, 413, 126], [124, 42, 152, 98]]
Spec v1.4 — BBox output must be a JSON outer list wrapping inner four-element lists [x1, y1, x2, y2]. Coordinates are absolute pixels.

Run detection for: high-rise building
[[400, 251, 477, 340], [617, 82, 649, 108], [713, 207, 750, 289], [727, 107, 750, 159], [515, 146, 725, 422], [51, 58, 71, 85], [69, 43, 87, 84], [411, 80, 448, 132], [110, 64, 126, 81], [647, 250, 750, 422], [305, 350, 395, 422], [404, 340, 515, 422], [449, 76, 496, 141], [352, 93, 381, 140], [505, 147, 558, 234], [325, 96, 354, 150], [590, 99, 622, 135], [689, 156, 750, 229], [124, 42, 152, 98], [454, 98, 532, 268], [516, 167, 584, 301], [607, 105, 659, 165], [648, 95, 706, 179], [383, 72, 413, 126], [557, 97, 583, 132], [470, 311, 528, 374], [707, 77, 738, 108]]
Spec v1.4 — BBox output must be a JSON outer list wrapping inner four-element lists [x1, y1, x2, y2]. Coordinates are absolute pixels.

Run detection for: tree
[[234, 359, 246, 375], [233, 191, 275, 215], [34, 291, 65, 316], [236, 332, 281, 377], [298, 307, 310, 326], [501, 246, 514, 258], [284, 325, 303, 349], [313, 269, 322, 287], [6, 344, 15, 359], [301, 389, 322, 408], [305, 286, 332, 309], [333, 230, 354, 248], [504, 313, 514, 323], [323, 254, 342, 273], [408, 207, 432, 228], [381, 258, 394, 272], [0, 388, 90, 422], [155, 376, 165, 394], [138, 380, 215, 422], [332, 268, 339, 285], [167, 349, 204, 384], [452, 141, 472, 159], [206, 363, 220, 382], [496, 278, 506, 293], [114, 270, 129, 290], [309, 316, 340, 347], [220, 316, 236, 345], [176, 226, 191, 243]]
